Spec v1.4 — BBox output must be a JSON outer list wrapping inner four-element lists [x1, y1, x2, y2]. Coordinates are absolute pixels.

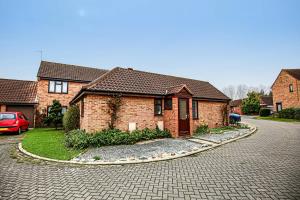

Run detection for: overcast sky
[[0, 0, 299, 90]]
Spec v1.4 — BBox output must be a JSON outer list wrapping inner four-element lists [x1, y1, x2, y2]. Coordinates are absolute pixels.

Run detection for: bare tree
[[236, 84, 248, 99], [222, 85, 236, 100]]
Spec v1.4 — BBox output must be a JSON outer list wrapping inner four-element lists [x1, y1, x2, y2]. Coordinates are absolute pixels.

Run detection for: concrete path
[[0, 117, 300, 199]]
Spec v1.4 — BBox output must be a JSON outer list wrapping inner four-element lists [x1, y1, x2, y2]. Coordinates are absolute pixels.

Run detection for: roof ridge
[[84, 67, 120, 90], [0, 78, 37, 83], [40, 60, 108, 71], [117, 67, 209, 84]]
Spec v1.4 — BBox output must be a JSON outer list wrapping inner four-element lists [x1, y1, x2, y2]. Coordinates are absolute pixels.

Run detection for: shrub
[[278, 108, 295, 119], [242, 92, 261, 115], [194, 124, 209, 134], [259, 108, 271, 117], [63, 105, 80, 132], [44, 100, 63, 129], [65, 130, 90, 149], [66, 128, 171, 149], [294, 108, 300, 120]]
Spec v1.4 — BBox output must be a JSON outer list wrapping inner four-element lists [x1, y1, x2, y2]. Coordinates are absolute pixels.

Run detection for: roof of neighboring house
[[72, 67, 229, 102], [260, 96, 273, 106], [0, 78, 37, 104], [37, 61, 108, 82], [230, 99, 243, 107], [284, 69, 300, 80]]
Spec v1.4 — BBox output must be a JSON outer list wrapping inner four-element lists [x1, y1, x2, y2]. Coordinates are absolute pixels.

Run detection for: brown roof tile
[[84, 67, 229, 100], [284, 69, 300, 80], [37, 61, 108, 82], [0, 78, 37, 104], [260, 96, 273, 106]]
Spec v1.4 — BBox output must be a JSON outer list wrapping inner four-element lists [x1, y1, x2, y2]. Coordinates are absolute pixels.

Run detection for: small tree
[[242, 92, 260, 115], [44, 100, 63, 129], [107, 94, 122, 129], [63, 105, 80, 132]]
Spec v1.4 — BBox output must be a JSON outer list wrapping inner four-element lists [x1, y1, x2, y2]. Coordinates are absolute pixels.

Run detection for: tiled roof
[[83, 67, 229, 100], [260, 96, 273, 106], [165, 84, 193, 95], [0, 79, 37, 104], [284, 69, 300, 80], [37, 61, 108, 82], [230, 99, 243, 107]]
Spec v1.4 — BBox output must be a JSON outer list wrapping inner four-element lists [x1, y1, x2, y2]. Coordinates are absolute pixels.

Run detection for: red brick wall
[[0, 105, 6, 112], [79, 94, 228, 137], [272, 71, 300, 109], [80, 95, 164, 133], [36, 79, 86, 113], [191, 101, 228, 134]]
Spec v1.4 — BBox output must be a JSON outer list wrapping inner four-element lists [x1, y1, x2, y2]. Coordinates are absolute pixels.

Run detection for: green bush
[[278, 108, 295, 119], [242, 92, 261, 115], [294, 108, 300, 120], [63, 105, 80, 132], [259, 108, 271, 117], [65, 128, 172, 149], [194, 124, 209, 134], [65, 130, 90, 149]]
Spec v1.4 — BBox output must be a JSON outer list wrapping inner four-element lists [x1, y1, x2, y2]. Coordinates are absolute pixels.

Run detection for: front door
[[276, 102, 282, 112], [178, 98, 190, 136]]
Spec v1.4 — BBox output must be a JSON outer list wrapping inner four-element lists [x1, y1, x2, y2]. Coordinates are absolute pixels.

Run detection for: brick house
[[0, 78, 37, 127], [230, 96, 273, 115], [70, 67, 230, 137], [36, 61, 107, 117], [272, 69, 300, 112], [1, 61, 230, 137]]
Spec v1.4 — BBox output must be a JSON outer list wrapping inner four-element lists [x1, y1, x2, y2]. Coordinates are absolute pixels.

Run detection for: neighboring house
[[70, 67, 230, 137], [0, 78, 37, 127], [36, 61, 107, 116], [230, 96, 273, 115], [272, 69, 300, 112]]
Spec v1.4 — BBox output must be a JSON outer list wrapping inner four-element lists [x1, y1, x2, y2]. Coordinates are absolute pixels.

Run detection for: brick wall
[[191, 101, 228, 134], [80, 95, 164, 133], [36, 79, 86, 113], [272, 71, 300, 110], [0, 105, 6, 112], [79, 94, 228, 137]]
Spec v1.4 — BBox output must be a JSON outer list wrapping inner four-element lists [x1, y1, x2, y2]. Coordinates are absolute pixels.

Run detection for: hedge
[[278, 108, 300, 120], [259, 108, 271, 117], [65, 127, 172, 149]]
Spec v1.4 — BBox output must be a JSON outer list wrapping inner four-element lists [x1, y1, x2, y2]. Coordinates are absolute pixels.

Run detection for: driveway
[[0, 118, 300, 200]]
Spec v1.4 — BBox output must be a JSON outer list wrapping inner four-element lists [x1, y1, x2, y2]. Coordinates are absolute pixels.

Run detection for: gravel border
[[18, 123, 257, 165]]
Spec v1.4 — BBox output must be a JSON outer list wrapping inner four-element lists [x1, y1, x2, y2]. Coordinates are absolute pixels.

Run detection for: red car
[[0, 112, 29, 134]]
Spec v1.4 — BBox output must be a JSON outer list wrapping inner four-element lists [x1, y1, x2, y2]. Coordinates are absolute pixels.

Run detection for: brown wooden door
[[178, 98, 190, 135]]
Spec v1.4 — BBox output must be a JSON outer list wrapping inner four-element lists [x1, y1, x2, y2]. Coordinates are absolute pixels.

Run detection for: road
[[0, 117, 299, 199]]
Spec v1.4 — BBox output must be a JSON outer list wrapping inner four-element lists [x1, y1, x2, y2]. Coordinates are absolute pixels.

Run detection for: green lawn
[[210, 126, 236, 134], [22, 128, 82, 160], [256, 116, 300, 122]]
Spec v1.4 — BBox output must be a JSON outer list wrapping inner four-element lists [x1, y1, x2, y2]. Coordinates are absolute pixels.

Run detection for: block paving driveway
[[0, 118, 300, 200]]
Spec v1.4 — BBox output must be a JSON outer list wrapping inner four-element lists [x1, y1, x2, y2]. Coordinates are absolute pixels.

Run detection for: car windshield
[[0, 113, 16, 120]]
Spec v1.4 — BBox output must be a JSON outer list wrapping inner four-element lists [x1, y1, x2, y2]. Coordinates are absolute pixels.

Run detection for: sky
[[0, 0, 299, 90]]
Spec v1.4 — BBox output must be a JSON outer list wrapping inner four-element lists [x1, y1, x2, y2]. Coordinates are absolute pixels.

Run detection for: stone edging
[[18, 123, 257, 165]]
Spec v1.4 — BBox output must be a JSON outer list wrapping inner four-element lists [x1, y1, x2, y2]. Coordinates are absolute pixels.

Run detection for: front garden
[[257, 107, 300, 122]]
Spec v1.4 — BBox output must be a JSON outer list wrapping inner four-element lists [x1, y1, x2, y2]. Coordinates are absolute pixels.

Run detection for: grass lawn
[[22, 128, 82, 160], [256, 116, 300, 122], [209, 126, 236, 134]]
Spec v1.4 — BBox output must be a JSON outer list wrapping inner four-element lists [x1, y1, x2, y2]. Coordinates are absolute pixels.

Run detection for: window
[[81, 99, 84, 117], [154, 99, 162, 115], [276, 103, 282, 112], [48, 80, 68, 94], [164, 98, 172, 110], [47, 106, 67, 116], [289, 84, 294, 92], [192, 100, 198, 119]]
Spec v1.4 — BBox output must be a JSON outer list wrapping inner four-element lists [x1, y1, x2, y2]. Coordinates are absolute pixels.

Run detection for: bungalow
[[70, 67, 230, 137], [1, 61, 230, 137], [272, 69, 300, 112], [0, 78, 37, 127]]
